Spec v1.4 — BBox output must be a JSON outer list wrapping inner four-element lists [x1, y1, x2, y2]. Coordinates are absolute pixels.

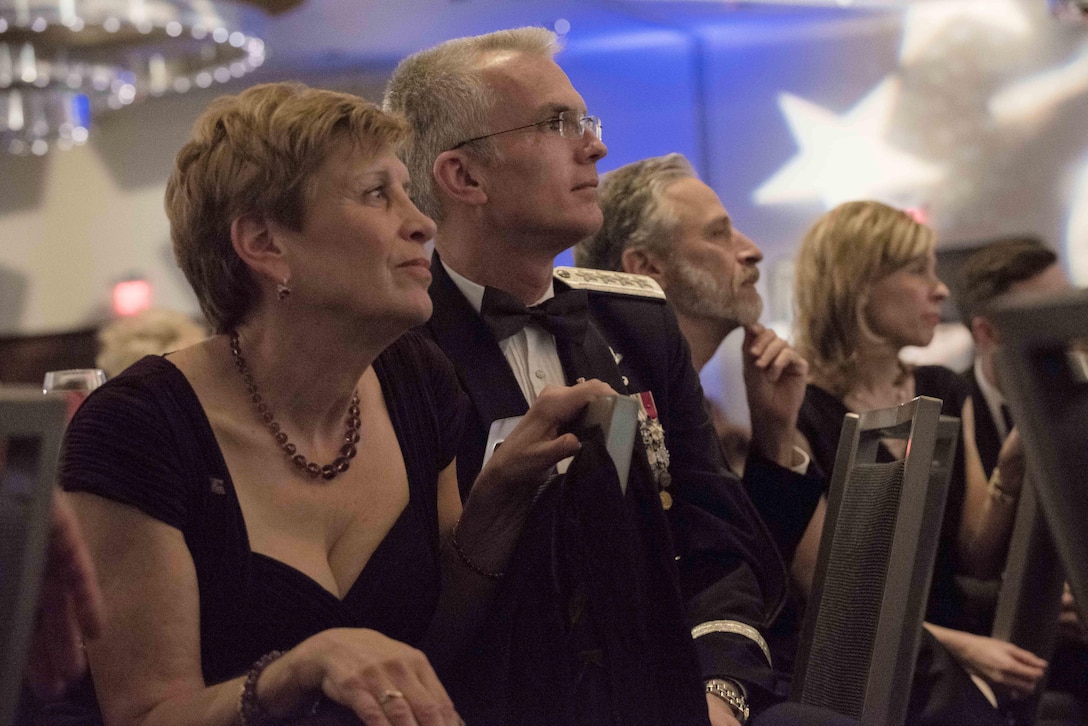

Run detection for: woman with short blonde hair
[[55, 81, 610, 726], [794, 201, 935, 397], [790, 200, 1047, 706]]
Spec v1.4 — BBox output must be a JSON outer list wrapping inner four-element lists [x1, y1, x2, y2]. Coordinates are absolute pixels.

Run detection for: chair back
[[792, 396, 960, 726], [990, 473, 1065, 656], [0, 388, 68, 726], [988, 474, 1065, 725], [991, 288, 1088, 627]]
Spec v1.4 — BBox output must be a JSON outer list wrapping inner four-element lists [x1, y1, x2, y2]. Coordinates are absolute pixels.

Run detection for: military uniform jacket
[[423, 256, 820, 707]]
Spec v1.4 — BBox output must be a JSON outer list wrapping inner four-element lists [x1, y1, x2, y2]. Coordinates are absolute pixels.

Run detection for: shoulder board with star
[[554, 267, 666, 300]]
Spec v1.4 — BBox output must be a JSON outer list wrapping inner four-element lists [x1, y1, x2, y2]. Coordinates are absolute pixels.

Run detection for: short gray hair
[[383, 27, 559, 221], [574, 153, 697, 271]]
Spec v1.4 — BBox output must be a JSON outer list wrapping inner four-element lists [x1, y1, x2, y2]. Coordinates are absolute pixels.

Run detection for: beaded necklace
[[229, 331, 360, 481]]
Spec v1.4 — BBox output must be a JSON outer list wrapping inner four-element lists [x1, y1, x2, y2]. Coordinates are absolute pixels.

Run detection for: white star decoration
[[753, 77, 945, 209], [990, 43, 1088, 125], [899, 0, 1032, 65]]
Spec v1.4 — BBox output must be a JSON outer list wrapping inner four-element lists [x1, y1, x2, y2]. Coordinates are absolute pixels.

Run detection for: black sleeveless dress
[[797, 365, 970, 631], [796, 367, 1006, 726], [55, 331, 467, 717]]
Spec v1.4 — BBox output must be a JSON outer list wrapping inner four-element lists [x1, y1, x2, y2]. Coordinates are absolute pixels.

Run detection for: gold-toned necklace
[[229, 331, 360, 481]]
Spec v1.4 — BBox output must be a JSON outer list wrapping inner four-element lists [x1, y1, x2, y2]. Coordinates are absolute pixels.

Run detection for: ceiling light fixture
[[0, 0, 269, 156]]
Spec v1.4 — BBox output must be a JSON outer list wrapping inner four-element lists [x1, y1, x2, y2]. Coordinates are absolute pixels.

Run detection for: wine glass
[[42, 369, 107, 422]]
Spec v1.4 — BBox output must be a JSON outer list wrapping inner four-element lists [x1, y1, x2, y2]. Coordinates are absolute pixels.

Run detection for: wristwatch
[[705, 678, 750, 724]]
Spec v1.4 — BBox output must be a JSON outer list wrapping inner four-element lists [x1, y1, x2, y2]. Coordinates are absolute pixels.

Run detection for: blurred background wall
[[1, 0, 1085, 400]]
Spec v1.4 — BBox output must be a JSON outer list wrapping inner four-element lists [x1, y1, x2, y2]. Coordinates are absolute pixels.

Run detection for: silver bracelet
[[705, 678, 750, 724]]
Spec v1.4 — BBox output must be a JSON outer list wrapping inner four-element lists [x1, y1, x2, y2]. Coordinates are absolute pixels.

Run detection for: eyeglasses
[[449, 110, 603, 150]]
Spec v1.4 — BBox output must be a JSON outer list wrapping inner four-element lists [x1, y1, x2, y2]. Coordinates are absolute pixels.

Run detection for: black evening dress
[[797, 365, 970, 631], [796, 366, 1006, 726], [52, 331, 467, 721]]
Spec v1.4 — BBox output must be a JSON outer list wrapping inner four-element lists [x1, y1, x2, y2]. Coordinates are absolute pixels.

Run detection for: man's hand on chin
[[742, 323, 809, 468]]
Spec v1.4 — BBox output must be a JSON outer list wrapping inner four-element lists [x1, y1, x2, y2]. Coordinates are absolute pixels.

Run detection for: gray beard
[[664, 257, 762, 328]]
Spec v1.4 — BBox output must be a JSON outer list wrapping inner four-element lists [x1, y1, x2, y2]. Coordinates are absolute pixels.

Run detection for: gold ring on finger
[[378, 689, 405, 706]]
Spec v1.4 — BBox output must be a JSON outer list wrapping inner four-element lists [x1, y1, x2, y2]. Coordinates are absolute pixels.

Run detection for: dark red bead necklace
[[229, 331, 360, 481]]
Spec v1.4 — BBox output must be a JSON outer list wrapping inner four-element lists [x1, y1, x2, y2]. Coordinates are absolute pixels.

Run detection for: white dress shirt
[[974, 357, 1012, 442], [442, 261, 568, 406]]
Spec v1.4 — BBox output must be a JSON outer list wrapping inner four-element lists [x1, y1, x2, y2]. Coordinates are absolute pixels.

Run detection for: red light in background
[[112, 279, 152, 316]]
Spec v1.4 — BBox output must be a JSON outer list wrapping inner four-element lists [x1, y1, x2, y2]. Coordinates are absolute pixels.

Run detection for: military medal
[[630, 390, 672, 508]]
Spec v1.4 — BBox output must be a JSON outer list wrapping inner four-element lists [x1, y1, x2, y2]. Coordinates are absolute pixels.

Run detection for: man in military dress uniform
[[385, 27, 842, 726]]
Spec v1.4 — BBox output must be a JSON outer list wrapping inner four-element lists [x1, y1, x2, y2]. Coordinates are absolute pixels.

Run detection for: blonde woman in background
[[790, 201, 1046, 710]]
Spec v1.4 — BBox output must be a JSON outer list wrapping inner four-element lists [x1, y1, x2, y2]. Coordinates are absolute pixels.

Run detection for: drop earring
[[276, 278, 291, 301]]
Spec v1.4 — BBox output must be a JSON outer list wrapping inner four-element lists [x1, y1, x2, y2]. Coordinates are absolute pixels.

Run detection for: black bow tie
[[480, 285, 589, 343]]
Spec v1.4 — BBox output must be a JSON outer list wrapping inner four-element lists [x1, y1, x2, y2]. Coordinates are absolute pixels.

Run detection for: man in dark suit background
[[956, 238, 1087, 713], [957, 237, 1069, 476], [384, 27, 846, 726]]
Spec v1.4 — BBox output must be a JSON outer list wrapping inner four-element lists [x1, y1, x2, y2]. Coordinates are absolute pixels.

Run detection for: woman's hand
[[264, 629, 460, 726], [69, 490, 455, 726], [934, 626, 1047, 698]]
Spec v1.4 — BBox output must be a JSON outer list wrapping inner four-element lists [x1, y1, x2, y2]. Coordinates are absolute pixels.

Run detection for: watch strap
[[705, 678, 750, 724]]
